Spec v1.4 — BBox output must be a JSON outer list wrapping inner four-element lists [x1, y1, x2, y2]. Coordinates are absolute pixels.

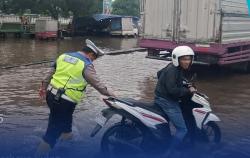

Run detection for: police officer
[[36, 39, 115, 155]]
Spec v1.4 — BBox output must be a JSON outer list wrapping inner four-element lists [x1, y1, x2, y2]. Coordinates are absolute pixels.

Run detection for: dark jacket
[[155, 63, 191, 101]]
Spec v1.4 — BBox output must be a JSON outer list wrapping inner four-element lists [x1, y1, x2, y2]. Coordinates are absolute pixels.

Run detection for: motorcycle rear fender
[[103, 107, 142, 125], [102, 108, 116, 120]]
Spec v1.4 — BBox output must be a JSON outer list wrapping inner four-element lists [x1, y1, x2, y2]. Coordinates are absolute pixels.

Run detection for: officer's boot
[[35, 140, 51, 157], [59, 132, 73, 141]]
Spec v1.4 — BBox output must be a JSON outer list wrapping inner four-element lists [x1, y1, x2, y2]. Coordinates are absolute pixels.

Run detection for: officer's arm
[[42, 62, 56, 89], [83, 64, 114, 96], [43, 68, 55, 89]]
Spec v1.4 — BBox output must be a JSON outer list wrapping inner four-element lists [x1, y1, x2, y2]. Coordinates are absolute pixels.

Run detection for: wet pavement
[[0, 37, 250, 158]]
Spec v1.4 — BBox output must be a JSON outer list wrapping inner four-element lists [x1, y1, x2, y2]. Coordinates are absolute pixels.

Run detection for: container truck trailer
[[139, 0, 250, 71]]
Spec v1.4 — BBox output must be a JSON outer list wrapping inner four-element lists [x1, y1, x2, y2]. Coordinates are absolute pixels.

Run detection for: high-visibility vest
[[50, 52, 92, 103]]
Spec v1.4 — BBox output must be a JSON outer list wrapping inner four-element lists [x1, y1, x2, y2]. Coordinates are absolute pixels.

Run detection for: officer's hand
[[38, 81, 47, 100], [189, 87, 197, 93], [108, 91, 117, 98]]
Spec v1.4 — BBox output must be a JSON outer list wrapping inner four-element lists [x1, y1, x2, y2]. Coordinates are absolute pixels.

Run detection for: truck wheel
[[0, 33, 6, 38], [15, 33, 21, 38], [247, 62, 250, 73], [241, 62, 250, 73], [230, 62, 250, 73], [148, 49, 158, 56]]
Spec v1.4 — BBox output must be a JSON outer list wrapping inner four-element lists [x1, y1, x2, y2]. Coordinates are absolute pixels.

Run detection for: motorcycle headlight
[[191, 93, 210, 107]]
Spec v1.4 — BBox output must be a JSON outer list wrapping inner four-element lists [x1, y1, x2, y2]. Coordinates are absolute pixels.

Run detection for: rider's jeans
[[154, 96, 188, 145]]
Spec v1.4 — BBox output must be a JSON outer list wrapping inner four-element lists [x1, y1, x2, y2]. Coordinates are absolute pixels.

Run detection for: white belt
[[47, 85, 76, 103]]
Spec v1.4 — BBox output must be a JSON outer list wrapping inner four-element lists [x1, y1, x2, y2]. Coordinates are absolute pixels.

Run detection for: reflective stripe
[[47, 85, 76, 103]]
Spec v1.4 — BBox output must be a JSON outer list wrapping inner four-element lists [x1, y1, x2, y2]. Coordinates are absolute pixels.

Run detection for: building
[[103, 0, 113, 14]]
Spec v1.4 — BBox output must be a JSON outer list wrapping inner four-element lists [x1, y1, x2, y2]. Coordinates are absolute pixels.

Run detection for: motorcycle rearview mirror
[[190, 73, 197, 82]]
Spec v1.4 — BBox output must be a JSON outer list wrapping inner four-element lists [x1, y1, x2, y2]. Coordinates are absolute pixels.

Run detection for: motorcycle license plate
[[95, 113, 107, 127]]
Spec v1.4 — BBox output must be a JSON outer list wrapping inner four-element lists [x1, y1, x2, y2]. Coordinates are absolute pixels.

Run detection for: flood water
[[0, 37, 250, 158]]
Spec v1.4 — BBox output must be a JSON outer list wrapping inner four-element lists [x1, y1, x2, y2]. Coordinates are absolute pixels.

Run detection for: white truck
[[35, 19, 58, 40], [139, 0, 250, 71], [110, 17, 138, 37]]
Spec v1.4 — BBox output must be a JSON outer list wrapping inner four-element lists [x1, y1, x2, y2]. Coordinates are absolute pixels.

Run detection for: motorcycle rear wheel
[[101, 122, 145, 158]]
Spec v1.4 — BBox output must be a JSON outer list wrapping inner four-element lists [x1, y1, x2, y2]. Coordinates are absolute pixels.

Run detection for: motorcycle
[[90, 79, 221, 157]]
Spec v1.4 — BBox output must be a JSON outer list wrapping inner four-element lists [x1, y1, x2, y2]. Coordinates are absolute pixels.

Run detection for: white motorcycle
[[91, 82, 221, 157]]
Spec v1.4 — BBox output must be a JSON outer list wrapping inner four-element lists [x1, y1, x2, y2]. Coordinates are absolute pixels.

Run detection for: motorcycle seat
[[119, 98, 169, 120]]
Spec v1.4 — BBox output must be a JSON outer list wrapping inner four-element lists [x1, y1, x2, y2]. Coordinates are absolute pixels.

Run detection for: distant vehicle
[[72, 14, 139, 37], [139, 0, 250, 72], [110, 17, 139, 37], [35, 19, 58, 40]]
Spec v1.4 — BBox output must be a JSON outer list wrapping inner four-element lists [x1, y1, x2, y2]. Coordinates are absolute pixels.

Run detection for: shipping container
[[35, 19, 58, 39], [139, 0, 250, 71]]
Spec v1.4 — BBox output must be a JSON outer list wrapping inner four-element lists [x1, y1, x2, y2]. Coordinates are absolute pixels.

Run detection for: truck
[[35, 19, 58, 40], [139, 0, 250, 71], [110, 17, 139, 37], [0, 15, 25, 38]]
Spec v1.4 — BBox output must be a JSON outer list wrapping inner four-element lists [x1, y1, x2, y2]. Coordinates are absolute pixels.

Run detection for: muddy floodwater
[[0, 37, 250, 158]]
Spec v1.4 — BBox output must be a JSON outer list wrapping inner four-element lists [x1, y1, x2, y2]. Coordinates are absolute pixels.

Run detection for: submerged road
[[0, 37, 250, 157]]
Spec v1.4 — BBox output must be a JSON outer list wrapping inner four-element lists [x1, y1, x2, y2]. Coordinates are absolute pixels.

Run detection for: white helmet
[[85, 39, 105, 57], [172, 46, 195, 67]]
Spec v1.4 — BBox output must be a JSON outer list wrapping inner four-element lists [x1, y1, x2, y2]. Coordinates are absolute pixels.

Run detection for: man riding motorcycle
[[154, 46, 196, 155], [90, 45, 220, 158]]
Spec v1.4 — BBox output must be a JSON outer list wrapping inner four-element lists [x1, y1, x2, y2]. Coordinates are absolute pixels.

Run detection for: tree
[[0, 0, 14, 14], [0, 0, 102, 18], [65, 0, 100, 17], [4, 0, 39, 15], [112, 0, 140, 17]]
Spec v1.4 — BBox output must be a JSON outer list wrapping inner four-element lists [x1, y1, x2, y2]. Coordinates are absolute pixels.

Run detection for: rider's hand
[[189, 86, 197, 93]]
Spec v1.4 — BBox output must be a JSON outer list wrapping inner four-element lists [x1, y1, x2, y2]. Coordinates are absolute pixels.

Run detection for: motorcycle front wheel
[[202, 121, 221, 143]]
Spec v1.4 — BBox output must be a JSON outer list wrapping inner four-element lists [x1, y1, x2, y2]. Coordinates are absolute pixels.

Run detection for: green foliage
[[0, 0, 104, 18], [112, 0, 139, 17]]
